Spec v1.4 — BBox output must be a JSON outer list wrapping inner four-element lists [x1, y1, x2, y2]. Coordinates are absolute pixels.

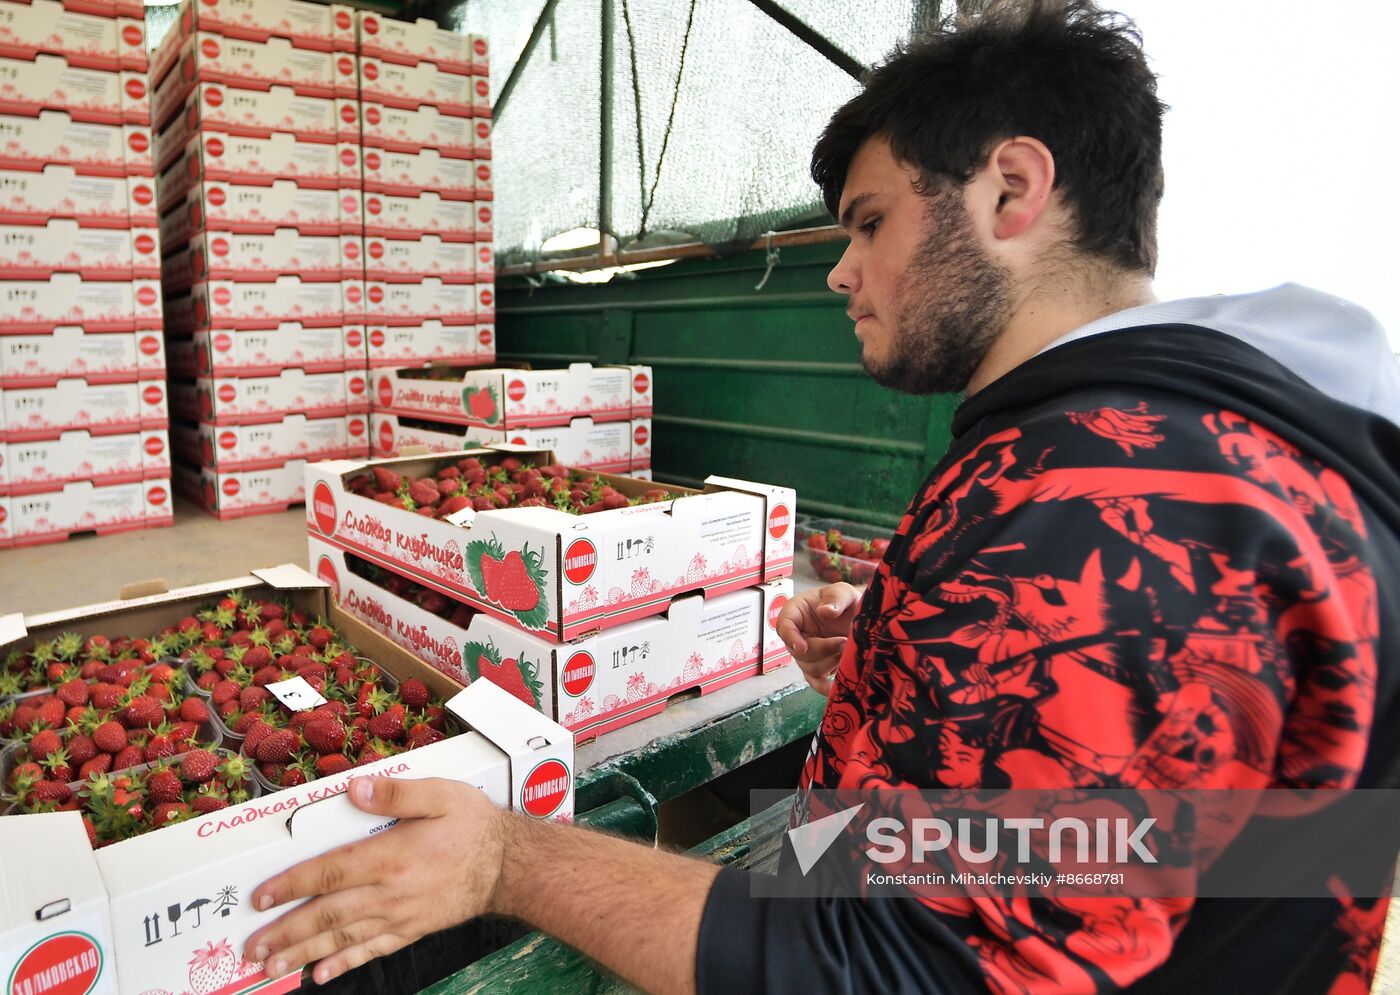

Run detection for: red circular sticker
[[364, 15, 379, 34], [148, 485, 167, 506], [206, 136, 224, 157], [187, 155, 200, 180], [223, 478, 241, 497], [127, 131, 149, 154], [0, 505, 6, 524], [349, 375, 366, 395], [125, 78, 146, 100], [520, 758, 569, 818], [349, 416, 365, 437], [562, 651, 594, 696], [344, 239, 361, 261], [368, 240, 384, 259], [364, 61, 379, 81], [213, 286, 232, 306], [479, 288, 493, 306], [634, 424, 649, 446], [377, 376, 393, 407], [633, 371, 649, 394], [139, 334, 160, 356], [476, 122, 489, 138], [339, 102, 357, 124], [365, 106, 381, 125], [214, 333, 231, 351], [367, 196, 382, 215], [207, 186, 226, 206], [341, 194, 359, 215], [510, 436, 527, 446], [205, 86, 223, 107], [368, 285, 384, 304], [312, 480, 337, 536], [478, 206, 492, 222], [217, 384, 236, 403], [132, 185, 153, 206], [211, 237, 229, 256], [335, 8, 351, 29], [337, 56, 353, 76], [346, 327, 363, 347], [506, 378, 526, 402], [136, 285, 157, 306], [345, 283, 362, 303], [144, 385, 163, 405], [134, 234, 155, 255], [201, 38, 220, 58], [478, 327, 493, 346], [144, 434, 164, 455], [340, 146, 357, 167], [768, 594, 788, 629], [365, 151, 381, 169], [315, 553, 340, 597], [476, 164, 491, 182], [369, 328, 385, 347], [767, 503, 791, 540], [474, 38, 487, 55], [122, 24, 143, 46], [478, 246, 491, 263], [377, 420, 394, 453], [202, 0, 216, 6], [476, 79, 488, 96], [563, 537, 597, 585], [219, 430, 236, 450]]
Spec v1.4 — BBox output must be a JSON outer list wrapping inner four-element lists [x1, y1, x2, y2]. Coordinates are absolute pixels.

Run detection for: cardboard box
[[119, 67, 150, 125], [361, 145, 473, 200], [306, 448, 796, 641], [362, 189, 473, 241], [360, 100, 473, 158], [330, 3, 354, 51], [312, 534, 792, 737], [167, 323, 348, 378], [160, 180, 343, 247], [370, 363, 650, 429], [165, 132, 342, 201], [0, 165, 130, 226], [173, 412, 351, 470], [355, 11, 472, 76], [469, 34, 488, 78], [3, 376, 166, 439], [173, 455, 306, 515], [0, 274, 144, 332], [117, 14, 146, 72], [365, 278, 473, 326], [159, 82, 340, 165], [172, 0, 337, 54], [2, 427, 169, 495], [0, 219, 133, 278], [0, 328, 165, 386], [370, 414, 648, 475], [365, 233, 476, 283], [175, 276, 345, 332], [153, 32, 336, 129], [7, 475, 171, 544], [0, 566, 571, 994], [0, 110, 126, 176], [364, 320, 477, 368], [181, 228, 345, 286], [358, 56, 473, 117], [0, 0, 121, 72], [169, 368, 349, 424], [0, 52, 125, 123]]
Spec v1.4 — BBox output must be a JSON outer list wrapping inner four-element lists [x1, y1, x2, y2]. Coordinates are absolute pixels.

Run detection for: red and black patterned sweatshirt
[[697, 287, 1400, 993]]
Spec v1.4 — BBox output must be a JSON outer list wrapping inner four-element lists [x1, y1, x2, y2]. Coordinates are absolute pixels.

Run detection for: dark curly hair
[[812, 0, 1166, 274]]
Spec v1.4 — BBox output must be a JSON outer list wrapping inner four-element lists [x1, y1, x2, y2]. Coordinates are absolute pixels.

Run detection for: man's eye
[[860, 218, 880, 238]]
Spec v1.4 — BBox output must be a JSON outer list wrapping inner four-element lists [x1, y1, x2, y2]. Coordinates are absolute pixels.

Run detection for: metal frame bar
[[745, 0, 865, 79], [491, 0, 561, 122], [598, 0, 616, 266]]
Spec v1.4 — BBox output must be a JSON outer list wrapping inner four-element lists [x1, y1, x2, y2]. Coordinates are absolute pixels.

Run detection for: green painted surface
[[498, 242, 960, 527]]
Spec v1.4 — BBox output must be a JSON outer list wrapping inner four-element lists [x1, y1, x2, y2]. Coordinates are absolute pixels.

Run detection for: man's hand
[[776, 582, 862, 695], [245, 776, 504, 986]]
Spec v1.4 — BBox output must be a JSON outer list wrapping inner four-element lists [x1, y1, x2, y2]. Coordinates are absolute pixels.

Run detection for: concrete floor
[[0, 496, 308, 616]]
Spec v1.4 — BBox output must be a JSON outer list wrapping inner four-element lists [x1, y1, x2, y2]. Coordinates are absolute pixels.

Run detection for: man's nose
[[827, 242, 859, 295]]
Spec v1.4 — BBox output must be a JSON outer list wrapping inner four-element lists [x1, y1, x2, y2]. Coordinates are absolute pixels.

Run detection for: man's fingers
[[247, 885, 382, 967], [775, 615, 808, 656], [804, 670, 834, 696], [310, 933, 412, 986], [795, 635, 846, 664], [817, 582, 860, 617], [253, 842, 379, 914], [348, 774, 453, 819]]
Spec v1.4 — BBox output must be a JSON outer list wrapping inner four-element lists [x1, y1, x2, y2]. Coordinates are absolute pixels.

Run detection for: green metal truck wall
[[497, 242, 959, 527]]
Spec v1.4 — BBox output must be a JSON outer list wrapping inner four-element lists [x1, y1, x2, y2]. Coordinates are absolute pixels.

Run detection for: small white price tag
[[266, 676, 329, 712], [444, 507, 476, 527]]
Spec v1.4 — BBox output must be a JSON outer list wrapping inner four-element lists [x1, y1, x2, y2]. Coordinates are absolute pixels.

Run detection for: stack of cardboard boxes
[[0, 0, 170, 546], [151, 0, 372, 518]]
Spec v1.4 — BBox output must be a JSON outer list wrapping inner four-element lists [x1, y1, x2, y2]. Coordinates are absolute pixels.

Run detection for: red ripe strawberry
[[320, 700, 350, 719], [179, 698, 210, 723], [315, 754, 354, 778], [406, 725, 446, 749], [414, 505, 436, 518], [79, 661, 104, 680], [11, 704, 38, 732], [191, 794, 228, 814], [92, 721, 127, 754], [196, 672, 221, 692], [211, 680, 240, 705], [30, 780, 73, 805], [347, 722, 368, 753], [121, 696, 163, 730], [146, 768, 183, 804], [241, 646, 273, 670], [302, 717, 347, 755], [308, 625, 334, 650], [147, 682, 174, 703], [240, 686, 272, 710], [252, 666, 282, 688], [423, 705, 448, 731], [177, 616, 200, 634], [180, 750, 219, 784], [79, 754, 113, 780], [367, 704, 405, 742], [372, 467, 401, 491], [169, 721, 199, 744], [296, 662, 328, 682], [217, 700, 241, 722], [28, 729, 63, 762], [358, 743, 387, 766], [56, 680, 89, 707], [472, 496, 494, 512], [437, 465, 462, 481], [259, 762, 286, 782], [89, 681, 124, 710], [45, 663, 68, 684], [37, 698, 66, 728], [280, 768, 307, 787], [64, 705, 86, 725], [253, 729, 298, 764], [437, 494, 471, 519], [398, 679, 430, 711], [262, 602, 287, 621], [67, 734, 98, 767], [149, 663, 175, 682], [145, 735, 178, 763], [216, 653, 240, 672], [82, 817, 97, 847], [113, 746, 145, 771], [151, 802, 190, 827], [202, 622, 223, 642], [806, 532, 829, 551], [408, 479, 441, 507]]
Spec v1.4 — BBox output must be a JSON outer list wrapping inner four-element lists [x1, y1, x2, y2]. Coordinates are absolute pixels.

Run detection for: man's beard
[[861, 189, 1012, 395]]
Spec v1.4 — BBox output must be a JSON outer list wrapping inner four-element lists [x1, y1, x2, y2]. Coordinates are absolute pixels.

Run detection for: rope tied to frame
[[754, 231, 781, 291]]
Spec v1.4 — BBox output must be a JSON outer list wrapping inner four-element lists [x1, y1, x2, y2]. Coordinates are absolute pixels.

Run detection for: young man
[[247, 2, 1400, 991]]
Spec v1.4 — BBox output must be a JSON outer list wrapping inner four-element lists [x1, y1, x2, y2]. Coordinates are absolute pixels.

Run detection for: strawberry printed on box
[[2, 376, 167, 440], [365, 233, 476, 283], [0, 567, 572, 995], [0, 165, 131, 226], [362, 188, 474, 241], [8, 475, 172, 545], [305, 447, 796, 641], [355, 11, 473, 76], [365, 277, 474, 326], [0, 110, 127, 176], [170, 368, 349, 425], [372, 363, 651, 429], [0, 52, 126, 123], [2, 427, 169, 495], [364, 320, 479, 368], [173, 412, 351, 471], [0, 0, 121, 72], [167, 323, 348, 378], [1, 274, 144, 333], [361, 145, 474, 200], [358, 56, 474, 117], [360, 101, 474, 158], [152, 33, 336, 129], [0, 219, 134, 279], [174, 455, 307, 517], [0, 328, 165, 386]]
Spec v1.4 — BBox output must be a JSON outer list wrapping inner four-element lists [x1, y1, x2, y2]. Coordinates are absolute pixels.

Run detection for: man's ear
[[982, 136, 1056, 241]]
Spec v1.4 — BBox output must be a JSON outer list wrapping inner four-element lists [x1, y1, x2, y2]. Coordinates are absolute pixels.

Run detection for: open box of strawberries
[[796, 516, 893, 587]]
